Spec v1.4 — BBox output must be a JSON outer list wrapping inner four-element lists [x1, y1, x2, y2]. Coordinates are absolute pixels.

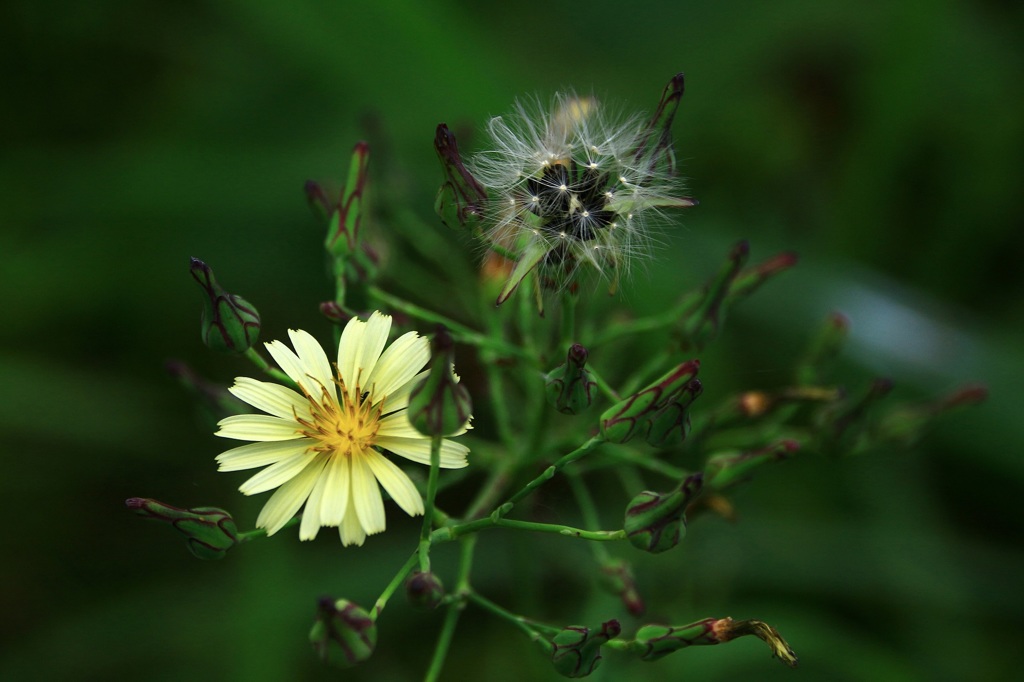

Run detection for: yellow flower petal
[[239, 450, 320, 495], [228, 377, 307, 420], [367, 331, 429, 398], [364, 450, 424, 517], [375, 436, 469, 468], [216, 414, 302, 441], [216, 439, 312, 471], [350, 453, 386, 535], [256, 457, 328, 535]]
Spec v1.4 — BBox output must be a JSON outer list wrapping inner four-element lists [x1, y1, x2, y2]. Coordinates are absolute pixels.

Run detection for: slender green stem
[[559, 290, 577, 349], [586, 364, 621, 403], [462, 460, 514, 520], [495, 435, 606, 518], [424, 535, 477, 682], [367, 286, 529, 361], [424, 598, 462, 682], [588, 291, 700, 347], [431, 515, 625, 544], [236, 515, 300, 542], [243, 348, 295, 388], [584, 445, 688, 480], [419, 434, 443, 572], [466, 591, 561, 641], [620, 346, 672, 397], [566, 470, 611, 562], [371, 551, 420, 621]]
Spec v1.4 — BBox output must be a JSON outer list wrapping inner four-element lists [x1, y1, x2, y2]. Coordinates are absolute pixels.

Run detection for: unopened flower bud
[[704, 440, 800, 492], [876, 383, 988, 448], [677, 243, 796, 351], [549, 620, 621, 678], [434, 123, 487, 232], [630, 616, 797, 667], [546, 344, 596, 415], [323, 142, 370, 258], [408, 327, 472, 436], [319, 300, 356, 326], [190, 257, 260, 354], [125, 497, 237, 560], [796, 312, 850, 385], [405, 571, 445, 611], [600, 361, 701, 445], [816, 378, 893, 454], [624, 472, 703, 553], [599, 559, 645, 616], [309, 598, 377, 668]]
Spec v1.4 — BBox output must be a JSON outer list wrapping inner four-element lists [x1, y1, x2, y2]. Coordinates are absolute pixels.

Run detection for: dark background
[[3, 1, 1022, 680]]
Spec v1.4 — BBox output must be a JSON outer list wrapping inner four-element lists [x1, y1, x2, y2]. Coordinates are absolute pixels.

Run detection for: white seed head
[[468, 90, 684, 295]]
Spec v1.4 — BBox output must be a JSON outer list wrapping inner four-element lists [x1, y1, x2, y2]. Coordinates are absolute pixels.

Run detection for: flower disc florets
[[469, 92, 683, 300]]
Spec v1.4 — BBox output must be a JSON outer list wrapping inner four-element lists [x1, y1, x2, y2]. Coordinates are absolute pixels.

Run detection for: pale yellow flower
[[214, 311, 469, 546]]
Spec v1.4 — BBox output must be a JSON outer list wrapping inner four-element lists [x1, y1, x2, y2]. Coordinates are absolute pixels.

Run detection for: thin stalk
[[371, 551, 420, 620], [243, 348, 295, 388], [419, 434, 443, 572], [495, 435, 605, 518]]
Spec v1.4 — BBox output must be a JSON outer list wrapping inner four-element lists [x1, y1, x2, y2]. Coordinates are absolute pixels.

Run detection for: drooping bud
[[704, 440, 800, 492], [434, 123, 487, 232], [876, 383, 987, 448], [629, 616, 797, 667], [623, 472, 703, 554], [545, 344, 596, 415], [600, 361, 701, 446], [598, 559, 645, 616], [408, 327, 472, 436], [549, 620, 621, 678], [309, 598, 377, 668], [189, 257, 261, 354], [405, 571, 445, 611], [796, 312, 850, 385], [125, 497, 237, 560]]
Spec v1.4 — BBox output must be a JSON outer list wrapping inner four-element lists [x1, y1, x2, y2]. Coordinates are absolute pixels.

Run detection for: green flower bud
[[598, 559, 644, 616], [600, 361, 701, 445], [322, 142, 369, 258], [677, 242, 796, 351], [189, 257, 260, 354], [309, 598, 377, 668], [796, 312, 850, 385], [631, 616, 797, 667], [545, 344, 596, 415], [876, 383, 987, 448], [405, 571, 445, 611], [704, 440, 800, 492], [408, 327, 472, 437], [125, 498, 237, 560], [624, 472, 703, 554], [550, 620, 621, 678], [815, 377, 893, 455], [434, 123, 487, 232]]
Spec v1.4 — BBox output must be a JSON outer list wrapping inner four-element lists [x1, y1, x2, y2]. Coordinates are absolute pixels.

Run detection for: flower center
[[296, 378, 382, 457]]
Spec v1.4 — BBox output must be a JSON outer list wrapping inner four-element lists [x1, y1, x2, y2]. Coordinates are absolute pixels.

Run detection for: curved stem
[[495, 435, 605, 519], [371, 551, 419, 621]]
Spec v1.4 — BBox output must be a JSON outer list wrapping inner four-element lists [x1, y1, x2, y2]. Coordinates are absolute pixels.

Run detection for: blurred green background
[[3, 0, 1023, 680]]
